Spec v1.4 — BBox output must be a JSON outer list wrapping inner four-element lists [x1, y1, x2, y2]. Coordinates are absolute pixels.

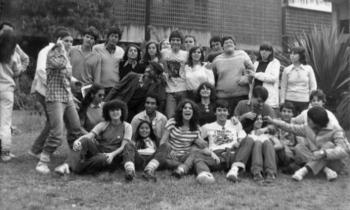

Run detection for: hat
[[149, 62, 163, 74]]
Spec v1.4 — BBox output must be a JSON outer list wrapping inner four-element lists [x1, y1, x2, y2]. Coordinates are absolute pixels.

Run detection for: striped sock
[[145, 159, 160, 172], [124, 161, 135, 172]]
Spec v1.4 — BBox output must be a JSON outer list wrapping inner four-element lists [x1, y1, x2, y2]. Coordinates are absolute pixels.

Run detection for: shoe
[[265, 172, 275, 183], [10, 153, 16, 158], [125, 169, 136, 181], [40, 152, 51, 163], [172, 167, 184, 179], [36, 162, 51, 174], [226, 168, 240, 183], [292, 167, 307, 181], [325, 169, 337, 181], [142, 169, 157, 182], [253, 172, 263, 182], [197, 172, 215, 184], [54, 163, 70, 175], [28, 150, 41, 160], [1, 150, 11, 162], [52, 150, 63, 158]]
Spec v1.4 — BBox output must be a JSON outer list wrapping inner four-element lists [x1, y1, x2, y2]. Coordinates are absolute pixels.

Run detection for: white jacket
[[249, 58, 280, 108]]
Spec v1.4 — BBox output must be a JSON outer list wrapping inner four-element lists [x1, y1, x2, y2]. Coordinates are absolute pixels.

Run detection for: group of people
[[0, 22, 349, 185]]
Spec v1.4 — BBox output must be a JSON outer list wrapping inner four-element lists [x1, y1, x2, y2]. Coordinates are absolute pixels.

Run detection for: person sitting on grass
[[264, 106, 350, 182], [246, 114, 283, 183], [123, 121, 171, 181], [172, 99, 254, 184], [54, 99, 132, 175]]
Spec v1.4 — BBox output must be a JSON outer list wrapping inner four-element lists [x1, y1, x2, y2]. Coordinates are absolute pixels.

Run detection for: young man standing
[[130, 93, 167, 139], [205, 36, 223, 62], [184, 35, 196, 52], [212, 36, 254, 117], [70, 27, 102, 101], [161, 29, 188, 118], [104, 62, 165, 122], [93, 27, 124, 94]]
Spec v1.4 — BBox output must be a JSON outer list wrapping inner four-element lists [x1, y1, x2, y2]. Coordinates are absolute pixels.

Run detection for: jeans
[[221, 95, 248, 118], [192, 137, 254, 175], [123, 142, 171, 170], [65, 138, 122, 173], [285, 100, 309, 115], [250, 140, 277, 175], [293, 143, 344, 175], [30, 92, 50, 154], [0, 91, 14, 151], [165, 91, 187, 119], [43, 100, 82, 155]]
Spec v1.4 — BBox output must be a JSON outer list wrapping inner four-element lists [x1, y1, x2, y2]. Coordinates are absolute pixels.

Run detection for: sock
[[124, 161, 135, 172], [299, 167, 308, 175], [323, 167, 334, 174], [145, 159, 160, 172], [230, 166, 239, 174]]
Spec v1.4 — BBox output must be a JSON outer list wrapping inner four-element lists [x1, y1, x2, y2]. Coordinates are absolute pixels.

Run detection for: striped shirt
[[165, 118, 200, 156], [46, 48, 73, 103]]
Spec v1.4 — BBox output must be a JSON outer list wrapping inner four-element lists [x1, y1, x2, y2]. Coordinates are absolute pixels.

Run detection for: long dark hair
[[134, 121, 159, 149], [142, 41, 161, 66], [256, 42, 274, 62], [242, 114, 268, 134], [291, 46, 307, 65], [0, 30, 16, 63], [79, 83, 105, 119], [194, 82, 217, 103], [122, 44, 141, 62], [187, 46, 204, 67], [174, 99, 199, 131]]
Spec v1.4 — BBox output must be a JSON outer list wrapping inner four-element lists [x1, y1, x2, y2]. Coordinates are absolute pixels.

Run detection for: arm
[[104, 74, 131, 101], [280, 68, 288, 103], [291, 111, 306, 125], [79, 114, 89, 135], [12, 54, 22, 78], [308, 66, 317, 92], [159, 128, 170, 145], [93, 56, 102, 84], [270, 135, 283, 151], [268, 118, 307, 137], [46, 49, 68, 69], [130, 117, 139, 141], [16, 45, 29, 72], [212, 61, 218, 86], [254, 60, 280, 83], [324, 130, 349, 160], [205, 68, 215, 86]]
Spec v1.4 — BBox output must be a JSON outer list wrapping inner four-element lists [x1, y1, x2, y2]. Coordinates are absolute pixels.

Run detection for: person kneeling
[[54, 100, 132, 175]]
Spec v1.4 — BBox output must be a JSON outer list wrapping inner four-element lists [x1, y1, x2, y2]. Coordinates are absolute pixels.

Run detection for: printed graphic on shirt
[[166, 59, 183, 78], [208, 128, 235, 146]]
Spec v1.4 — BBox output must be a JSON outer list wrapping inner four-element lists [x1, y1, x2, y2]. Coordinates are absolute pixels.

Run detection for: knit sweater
[[93, 44, 124, 88], [212, 51, 254, 98]]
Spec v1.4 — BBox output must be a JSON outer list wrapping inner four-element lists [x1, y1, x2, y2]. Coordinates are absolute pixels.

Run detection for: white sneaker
[[54, 163, 70, 175], [226, 167, 239, 182], [40, 152, 51, 163], [197, 172, 215, 184], [28, 150, 41, 160], [36, 162, 51, 174], [292, 167, 308, 181], [325, 169, 337, 181]]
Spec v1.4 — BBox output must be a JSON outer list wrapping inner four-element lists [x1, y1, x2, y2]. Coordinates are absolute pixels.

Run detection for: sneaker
[[197, 172, 215, 184], [28, 150, 41, 160], [54, 163, 70, 175], [1, 150, 11, 162], [325, 169, 337, 181], [172, 167, 184, 179], [52, 150, 63, 158], [226, 168, 240, 183], [125, 169, 136, 181], [292, 167, 307, 182], [36, 162, 50, 174], [142, 169, 157, 182], [253, 172, 264, 182], [265, 172, 276, 183], [40, 152, 51, 163]]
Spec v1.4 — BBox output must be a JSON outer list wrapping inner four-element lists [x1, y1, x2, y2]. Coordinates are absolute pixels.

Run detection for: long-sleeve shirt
[[280, 64, 317, 103], [212, 50, 254, 98], [93, 43, 124, 88], [0, 53, 22, 92], [184, 64, 215, 91]]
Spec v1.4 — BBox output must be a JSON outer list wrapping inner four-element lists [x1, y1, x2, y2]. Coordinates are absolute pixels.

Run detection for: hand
[[195, 138, 208, 149], [255, 128, 267, 136], [104, 152, 116, 164], [75, 81, 83, 89], [312, 151, 325, 160], [242, 112, 256, 120], [230, 116, 239, 125], [237, 75, 249, 85], [263, 116, 274, 124], [73, 140, 82, 151], [204, 62, 212, 70], [56, 38, 64, 50], [233, 141, 240, 149], [246, 70, 255, 77], [211, 152, 220, 164]]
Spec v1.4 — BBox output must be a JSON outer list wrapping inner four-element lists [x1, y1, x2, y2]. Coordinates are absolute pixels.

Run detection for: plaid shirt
[[46, 48, 73, 103]]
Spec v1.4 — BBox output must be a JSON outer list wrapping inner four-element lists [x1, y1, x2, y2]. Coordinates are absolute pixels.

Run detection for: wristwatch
[[320, 150, 327, 158]]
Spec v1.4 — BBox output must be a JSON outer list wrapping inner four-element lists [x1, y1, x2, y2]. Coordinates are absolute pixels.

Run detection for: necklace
[[201, 102, 210, 112]]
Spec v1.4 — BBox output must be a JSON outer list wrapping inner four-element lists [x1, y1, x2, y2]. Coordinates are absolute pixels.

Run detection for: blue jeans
[[43, 100, 82, 155], [250, 140, 277, 175], [165, 91, 187, 118]]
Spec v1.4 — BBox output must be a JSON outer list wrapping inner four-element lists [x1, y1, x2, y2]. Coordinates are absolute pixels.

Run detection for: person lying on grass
[[54, 99, 132, 175], [264, 106, 350, 182], [123, 120, 171, 181], [245, 114, 283, 183], [172, 99, 255, 184]]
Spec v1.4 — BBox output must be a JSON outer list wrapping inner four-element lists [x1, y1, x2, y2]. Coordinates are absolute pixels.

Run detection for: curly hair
[[291, 46, 307, 65], [79, 83, 105, 119], [174, 99, 199, 131], [309, 89, 326, 103], [141, 40, 161, 66], [122, 44, 141, 62], [194, 82, 217, 103], [134, 121, 159, 149], [187, 46, 204, 68], [102, 99, 128, 122]]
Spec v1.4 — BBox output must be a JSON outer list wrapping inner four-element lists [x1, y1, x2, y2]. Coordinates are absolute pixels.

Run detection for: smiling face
[[62, 36, 73, 52], [215, 107, 229, 122], [280, 107, 294, 122], [145, 97, 158, 115], [148, 43, 157, 57], [127, 46, 138, 60], [139, 122, 151, 138], [83, 34, 96, 48], [170, 37, 182, 51], [182, 103, 194, 121], [251, 96, 265, 110], [199, 85, 211, 98], [253, 115, 263, 130], [310, 96, 324, 107], [109, 108, 122, 121], [184, 37, 195, 51], [92, 89, 105, 105], [223, 39, 235, 54], [191, 48, 202, 61]]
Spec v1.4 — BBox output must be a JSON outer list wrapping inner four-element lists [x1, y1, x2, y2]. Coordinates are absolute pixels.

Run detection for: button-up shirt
[[130, 110, 167, 140]]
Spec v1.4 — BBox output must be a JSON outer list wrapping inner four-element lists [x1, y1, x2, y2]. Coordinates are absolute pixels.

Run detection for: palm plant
[[284, 26, 350, 129]]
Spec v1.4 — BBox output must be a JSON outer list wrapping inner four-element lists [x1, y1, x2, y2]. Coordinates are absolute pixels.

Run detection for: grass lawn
[[1, 111, 350, 210]]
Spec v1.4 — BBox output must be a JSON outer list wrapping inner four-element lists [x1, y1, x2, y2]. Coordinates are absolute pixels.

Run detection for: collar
[[141, 110, 160, 121], [104, 43, 116, 54], [90, 103, 102, 108], [78, 45, 96, 55], [124, 60, 137, 68], [291, 64, 306, 71]]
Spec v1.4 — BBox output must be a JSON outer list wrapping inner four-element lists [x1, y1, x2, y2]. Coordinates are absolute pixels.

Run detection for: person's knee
[[91, 154, 108, 165], [243, 136, 255, 147], [124, 142, 134, 150], [254, 140, 263, 148], [262, 140, 273, 149]]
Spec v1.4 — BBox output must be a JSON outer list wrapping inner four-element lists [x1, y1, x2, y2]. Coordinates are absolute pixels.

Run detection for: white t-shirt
[[201, 120, 246, 151], [161, 49, 188, 93], [184, 64, 215, 91]]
